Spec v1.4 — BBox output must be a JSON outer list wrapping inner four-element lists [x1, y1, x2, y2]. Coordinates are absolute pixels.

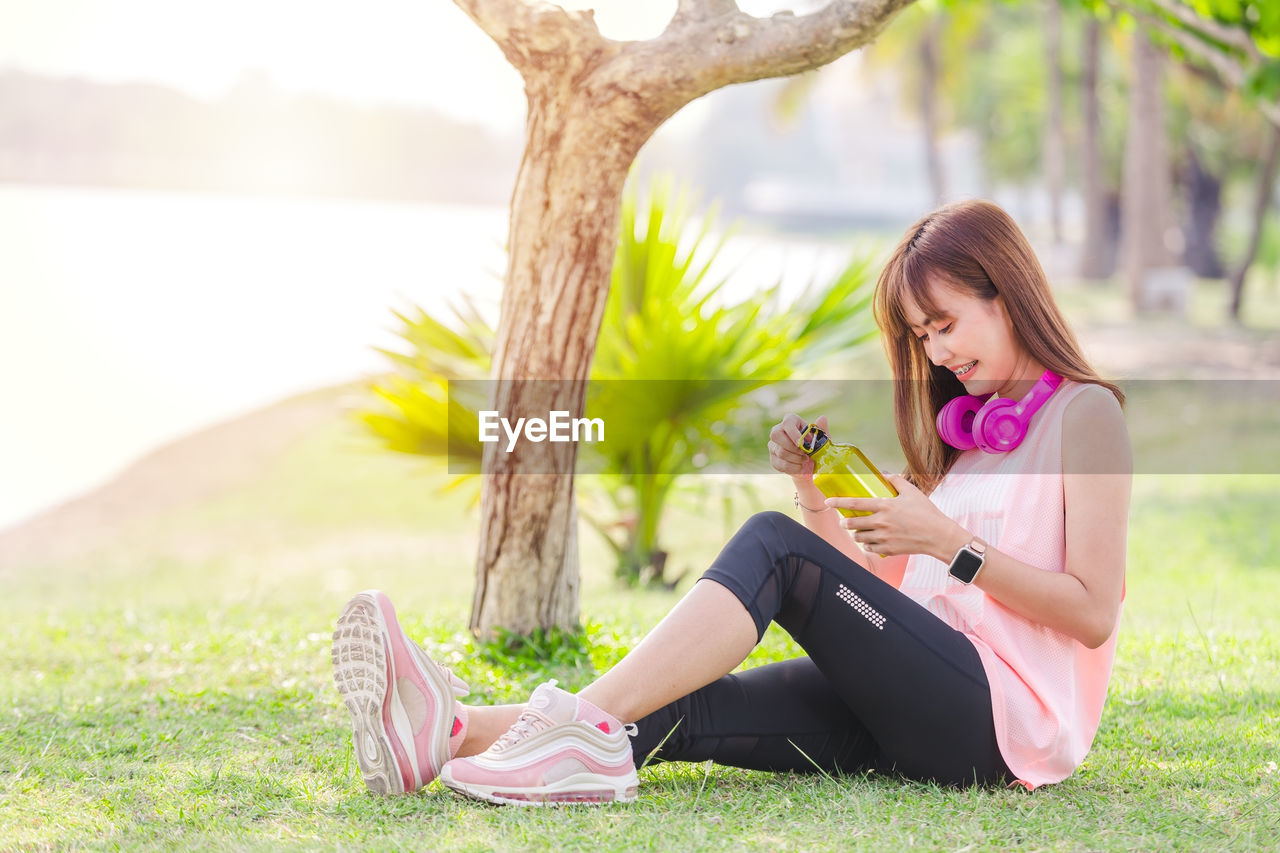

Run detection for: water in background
[[0, 184, 860, 531]]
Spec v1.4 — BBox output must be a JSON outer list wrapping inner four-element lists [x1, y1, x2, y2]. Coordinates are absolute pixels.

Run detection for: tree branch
[[716, 0, 915, 82], [451, 0, 916, 135], [451, 0, 608, 73], [614, 0, 916, 119], [1113, 1, 1280, 129], [1131, 4, 1246, 84], [1139, 0, 1261, 61]]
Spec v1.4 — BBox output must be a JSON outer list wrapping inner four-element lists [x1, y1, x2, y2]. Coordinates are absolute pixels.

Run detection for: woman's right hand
[[768, 413, 828, 481]]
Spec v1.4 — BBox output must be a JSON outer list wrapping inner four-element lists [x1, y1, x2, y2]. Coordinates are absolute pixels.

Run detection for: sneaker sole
[[439, 766, 639, 807], [331, 590, 453, 795]]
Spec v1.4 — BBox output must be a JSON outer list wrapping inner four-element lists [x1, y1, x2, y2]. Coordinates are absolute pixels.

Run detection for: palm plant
[[361, 293, 492, 495], [361, 174, 880, 587]]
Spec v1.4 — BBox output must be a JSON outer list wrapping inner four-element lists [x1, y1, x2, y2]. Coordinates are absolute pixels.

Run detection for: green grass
[[3, 401, 1279, 850]]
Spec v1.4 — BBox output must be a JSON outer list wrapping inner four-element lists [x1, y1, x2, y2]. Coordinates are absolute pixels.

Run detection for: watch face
[[949, 547, 984, 584]]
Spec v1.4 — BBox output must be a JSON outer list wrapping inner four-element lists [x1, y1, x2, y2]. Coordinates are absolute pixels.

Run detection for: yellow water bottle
[[797, 424, 898, 517]]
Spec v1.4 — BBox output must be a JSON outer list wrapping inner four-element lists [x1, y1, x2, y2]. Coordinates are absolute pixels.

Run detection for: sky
[[0, 0, 788, 131]]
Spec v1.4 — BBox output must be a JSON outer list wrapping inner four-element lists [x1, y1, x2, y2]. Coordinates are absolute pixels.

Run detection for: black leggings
[[630, 511, 1011, 787]]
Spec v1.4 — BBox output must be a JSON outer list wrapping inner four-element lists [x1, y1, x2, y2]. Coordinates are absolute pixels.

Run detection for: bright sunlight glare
[[2, 1, 832, 127]]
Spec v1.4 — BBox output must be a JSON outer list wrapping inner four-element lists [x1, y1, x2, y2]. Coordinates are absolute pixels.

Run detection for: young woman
[[331, 199, 1132, 803]]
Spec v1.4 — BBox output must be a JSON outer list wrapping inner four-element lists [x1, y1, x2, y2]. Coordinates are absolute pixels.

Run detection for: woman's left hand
[[824, 474, 966, 561]]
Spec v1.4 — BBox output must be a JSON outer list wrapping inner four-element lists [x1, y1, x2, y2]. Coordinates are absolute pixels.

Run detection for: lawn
[[3, 392, 1278, 852]]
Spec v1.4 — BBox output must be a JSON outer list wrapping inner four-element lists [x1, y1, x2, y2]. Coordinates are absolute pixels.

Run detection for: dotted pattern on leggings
[[835, 583, 886, 630]]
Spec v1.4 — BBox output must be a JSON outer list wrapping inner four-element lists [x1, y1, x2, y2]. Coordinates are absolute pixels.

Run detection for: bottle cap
[[798, 424, 829, 456]]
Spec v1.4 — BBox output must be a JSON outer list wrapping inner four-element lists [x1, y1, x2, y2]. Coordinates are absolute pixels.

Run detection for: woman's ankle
[[455, 703, 524, 757]]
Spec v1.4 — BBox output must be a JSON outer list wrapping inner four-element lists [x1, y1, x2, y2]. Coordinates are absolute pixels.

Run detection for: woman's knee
[[740, 510, 802, 538], [714, 512, 806, 592], [701, 513, 796, 625], [716, 512, 798, 572]]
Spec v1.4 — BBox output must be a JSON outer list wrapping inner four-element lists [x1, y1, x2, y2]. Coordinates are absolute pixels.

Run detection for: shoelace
[[488, 707, 639, 753], [492, 677, 561, 751], [491, 708, 554, 752]]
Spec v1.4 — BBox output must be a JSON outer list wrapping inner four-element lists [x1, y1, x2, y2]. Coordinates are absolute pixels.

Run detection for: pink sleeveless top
[[898, 380, 1122, 789]]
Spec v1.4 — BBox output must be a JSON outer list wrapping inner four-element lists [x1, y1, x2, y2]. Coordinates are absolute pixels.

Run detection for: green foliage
[[1119, 0, 1280, 106], [362, 174, 880, 587], [866, 0, 1131, 188], [480, 624, 592, 671], [953, 6, 1053, 185], [360, 298, 492, 493], [1248, 56, 1280, 100], [867, 0, 1275, 196], [1190, 1, 1280, 57], [861, 0, 996, 136], [1255, 208, 1280, 273]]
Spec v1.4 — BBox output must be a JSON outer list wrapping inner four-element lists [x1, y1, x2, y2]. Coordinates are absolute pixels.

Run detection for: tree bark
[[1228, 124, 1280, 321], [454, 0, 917, 638], [470, 102, 640, 636], [1044, 0, 1065, 245], [1120, 30, 1178, 313], [1079, 15, 1112, 280]]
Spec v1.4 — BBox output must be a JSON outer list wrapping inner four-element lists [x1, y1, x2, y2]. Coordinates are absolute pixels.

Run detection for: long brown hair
[[872, 199, 1123, 493]]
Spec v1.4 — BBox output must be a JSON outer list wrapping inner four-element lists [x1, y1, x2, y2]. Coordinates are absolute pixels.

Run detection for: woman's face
[[903, 277, 1045, 398]]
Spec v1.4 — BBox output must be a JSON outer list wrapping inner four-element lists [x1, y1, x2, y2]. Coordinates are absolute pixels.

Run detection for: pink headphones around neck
[[936, 370, 1063, 453]]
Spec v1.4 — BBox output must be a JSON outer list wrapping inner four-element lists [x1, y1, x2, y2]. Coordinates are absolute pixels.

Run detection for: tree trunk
[[471, 87, 653, 637], [920, 12, 946, 206], [1181, 147, 1224, 278], [1120, 30, 1179, 313], [1079, 15, 1112, 280], [1228, 124, 1280, 321], [455, 0, 917, 639], [1044, 0, 1065, 245]]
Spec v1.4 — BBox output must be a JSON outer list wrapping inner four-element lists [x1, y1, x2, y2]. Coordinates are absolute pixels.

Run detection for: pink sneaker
[[439, 681, 639, 806], [331, 590, 469, 794]]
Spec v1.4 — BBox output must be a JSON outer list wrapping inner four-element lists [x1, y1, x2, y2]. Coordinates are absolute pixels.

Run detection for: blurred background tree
[[771, 0, 1277, 317], [1104, 0, 1280, 319]]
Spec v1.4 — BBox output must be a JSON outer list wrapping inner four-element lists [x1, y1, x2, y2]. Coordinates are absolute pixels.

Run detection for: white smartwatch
[[947, 537, 988, 584]]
